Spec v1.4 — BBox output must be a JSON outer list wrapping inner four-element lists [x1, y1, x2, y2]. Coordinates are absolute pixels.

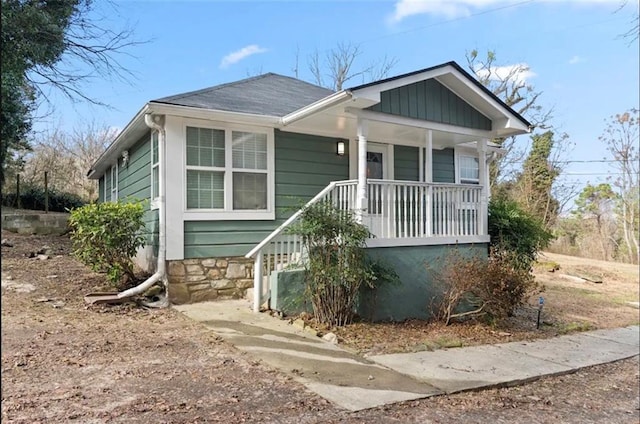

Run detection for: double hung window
[[458, 155, 479, 185], [185, 124, 272, 219]]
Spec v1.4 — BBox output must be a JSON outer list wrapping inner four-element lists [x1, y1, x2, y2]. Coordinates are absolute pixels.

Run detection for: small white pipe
[[118, 272, 162, 298], [144, 114, 167, 280], [92, 113, 167, 303], [107, 113, 167, 303]]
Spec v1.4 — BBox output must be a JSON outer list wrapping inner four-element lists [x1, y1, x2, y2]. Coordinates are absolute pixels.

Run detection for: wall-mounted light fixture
[[122, 150, 130, 166], [336, 140, 345, 156]]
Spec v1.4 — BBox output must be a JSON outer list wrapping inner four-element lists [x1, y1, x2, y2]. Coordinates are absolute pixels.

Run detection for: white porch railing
[[245, 180, 357, 312], [365, 179, 484, 239], [245, 179, 484, 312]]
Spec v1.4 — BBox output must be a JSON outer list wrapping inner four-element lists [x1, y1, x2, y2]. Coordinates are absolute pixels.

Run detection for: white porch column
[[424, 129, 433, 183], [425, 130, 433, 236], [478, 139, 489, 236], [356, 118, 368, 222]]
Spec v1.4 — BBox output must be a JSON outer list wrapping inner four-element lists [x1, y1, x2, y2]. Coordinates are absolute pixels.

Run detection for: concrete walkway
[[175, 300, 640, 412]]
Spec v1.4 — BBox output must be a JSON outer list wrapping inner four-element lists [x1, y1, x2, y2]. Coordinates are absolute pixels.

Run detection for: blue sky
[[38, 0, 639, 200]]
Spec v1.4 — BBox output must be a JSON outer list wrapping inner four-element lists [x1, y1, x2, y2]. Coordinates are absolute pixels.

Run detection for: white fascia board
[[280, 91, 351, 126], [88, 104, 151, 179], [148, 103, 280, 127], [351, 66, 451, 102], [346, 108, 494, 139]]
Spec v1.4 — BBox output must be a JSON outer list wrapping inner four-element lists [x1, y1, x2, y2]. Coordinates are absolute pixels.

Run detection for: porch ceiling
[[280, 104, 482, 148]]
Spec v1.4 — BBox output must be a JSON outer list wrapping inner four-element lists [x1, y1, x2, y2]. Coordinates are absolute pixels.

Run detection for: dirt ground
[[2, 230, 639, 423]]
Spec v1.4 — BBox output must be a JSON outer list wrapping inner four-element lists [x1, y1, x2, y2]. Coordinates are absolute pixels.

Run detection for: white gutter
[[281, 91, 351, 126], [110, 114, 168, 300], [149, 102, 281, 127]]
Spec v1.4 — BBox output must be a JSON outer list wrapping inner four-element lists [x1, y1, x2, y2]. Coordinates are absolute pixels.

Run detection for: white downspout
[[115, 114, 167, 299]]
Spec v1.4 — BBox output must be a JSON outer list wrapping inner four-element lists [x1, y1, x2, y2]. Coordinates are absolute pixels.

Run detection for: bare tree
[[292, 44, 301, 79], [600, 109, 640, 263], [21, 122, 116, 201], [466, 50, 558, 187], [26, 1, 146, 107], [307, 42, 398, 90], [617, 0, 639, 44]]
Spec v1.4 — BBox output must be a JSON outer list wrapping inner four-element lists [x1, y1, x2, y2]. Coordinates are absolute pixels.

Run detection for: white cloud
[[388, 0, 622, 24], [219, 45, 268, 69], [568, 55, 585, 64], [475, 63, 536, 84], [389, 0, 503, 23]]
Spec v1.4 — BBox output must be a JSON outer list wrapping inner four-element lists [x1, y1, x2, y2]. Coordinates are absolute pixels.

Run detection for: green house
[[89, 61, 531, 320]]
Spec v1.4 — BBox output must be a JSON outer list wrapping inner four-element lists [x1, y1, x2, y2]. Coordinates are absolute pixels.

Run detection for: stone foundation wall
[[167, 257, 254, 305]]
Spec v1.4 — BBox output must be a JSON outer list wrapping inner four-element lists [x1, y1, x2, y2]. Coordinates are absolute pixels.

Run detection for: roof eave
[[88, 104, 151, 179], [281, 91, 352, 126]]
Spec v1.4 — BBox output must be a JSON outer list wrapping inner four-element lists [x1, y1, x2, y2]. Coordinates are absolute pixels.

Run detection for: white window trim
[[109, 164, 118, 202], [151, 131, 160, 210], [181, 119, 275, 221], [455, 147, 480, 185]]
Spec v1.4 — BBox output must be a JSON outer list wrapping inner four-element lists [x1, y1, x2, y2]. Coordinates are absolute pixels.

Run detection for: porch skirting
[[167, 257, 254, 304]]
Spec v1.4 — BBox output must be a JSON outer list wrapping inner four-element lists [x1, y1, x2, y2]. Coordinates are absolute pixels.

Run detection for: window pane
[[152, 132, 159, 165], [233, 172, 267, 210], [232, 131, 267, 169], [152, 166, 159, 199], [460, 156, 479, 181], [186, 127, 225, 167], [186, 170, 224, 209]]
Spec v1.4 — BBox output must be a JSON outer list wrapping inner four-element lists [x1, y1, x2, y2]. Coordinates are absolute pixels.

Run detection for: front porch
[[245, 174, 490, 312]]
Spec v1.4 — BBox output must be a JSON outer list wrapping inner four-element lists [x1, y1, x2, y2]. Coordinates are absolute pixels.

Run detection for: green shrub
[[290, 202, 394, 327], [1, 185, 85, 212], [430, 247, 541, 324], [488, 198, 554, 270], [69, 201, 146, 285]]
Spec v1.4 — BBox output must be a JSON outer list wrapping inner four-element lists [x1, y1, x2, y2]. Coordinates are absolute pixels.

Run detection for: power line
[[563, 172, 639, 176]]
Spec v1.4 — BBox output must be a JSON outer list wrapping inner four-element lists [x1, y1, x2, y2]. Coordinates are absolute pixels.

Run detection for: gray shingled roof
[[152, 73, 334, 117]]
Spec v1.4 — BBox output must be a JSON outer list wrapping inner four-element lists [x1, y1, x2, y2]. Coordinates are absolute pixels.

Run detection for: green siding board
[[366, 78, 491, 130], [105, 170, 112, 197], [448, 94, 457, 126], [432, 83, 442, 122], [185, 221, 279, 232], [183, 130, 350, 258], [185, 231, 274, 245], [398, 85, 409, 117], [185, 244, 255, 258], [276, 165, 347, 180], [276, 184, 331, 197], [118, 131, 151, 201], [390, 89, 401, 115], [394, 145, 419, 181], [416, 81, 426, 119], [98, 177, 105, 202], [408, 84, 418, 119], [432, 148, 455, 183], [380, 91, 391, 114], [441, 89, 450, 123]]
